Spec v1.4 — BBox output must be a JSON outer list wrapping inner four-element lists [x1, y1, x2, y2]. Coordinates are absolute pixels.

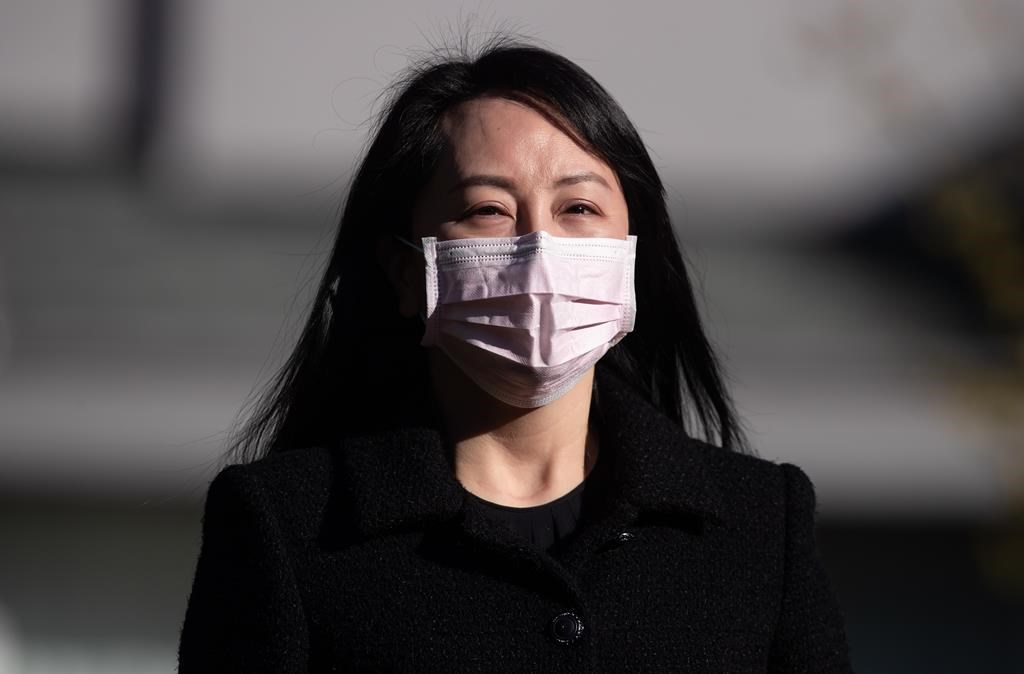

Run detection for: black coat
[[177, 366, 853, 672]]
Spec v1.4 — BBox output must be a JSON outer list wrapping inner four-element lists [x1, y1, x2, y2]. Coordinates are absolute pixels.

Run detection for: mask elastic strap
[[393, 234, 429, 325], [395, 234, 423, 253]]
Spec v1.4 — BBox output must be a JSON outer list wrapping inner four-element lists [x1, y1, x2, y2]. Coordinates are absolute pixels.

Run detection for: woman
[[177, 39, 852, 673]]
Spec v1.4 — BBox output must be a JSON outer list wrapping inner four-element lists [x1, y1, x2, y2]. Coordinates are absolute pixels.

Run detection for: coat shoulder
[[211, 446, 339, 541], [683, 436, 814, 524]]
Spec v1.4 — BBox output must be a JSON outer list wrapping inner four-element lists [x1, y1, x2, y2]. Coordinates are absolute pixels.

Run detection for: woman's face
[[411, 96, 630, 241]]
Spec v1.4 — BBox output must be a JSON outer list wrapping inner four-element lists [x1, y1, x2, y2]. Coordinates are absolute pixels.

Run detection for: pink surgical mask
[[400, 230, 637, 407]]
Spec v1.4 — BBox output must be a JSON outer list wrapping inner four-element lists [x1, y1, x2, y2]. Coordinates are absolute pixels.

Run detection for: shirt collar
[[335, 363, 725, 540]]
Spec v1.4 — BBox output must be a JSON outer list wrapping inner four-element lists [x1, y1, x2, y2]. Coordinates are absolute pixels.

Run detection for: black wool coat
[[177, 366, 853, 673]]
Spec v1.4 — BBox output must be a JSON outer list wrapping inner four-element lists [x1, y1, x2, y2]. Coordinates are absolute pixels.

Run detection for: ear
[[376, 236, 424, 318]]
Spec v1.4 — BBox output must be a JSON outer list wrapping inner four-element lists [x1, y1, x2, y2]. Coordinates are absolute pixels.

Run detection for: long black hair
[[225, 38, 748, 465]]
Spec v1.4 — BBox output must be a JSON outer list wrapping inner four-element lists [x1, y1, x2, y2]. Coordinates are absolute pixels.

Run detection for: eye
[[563, 202, 599, 216], [463, 203, 512, 219]]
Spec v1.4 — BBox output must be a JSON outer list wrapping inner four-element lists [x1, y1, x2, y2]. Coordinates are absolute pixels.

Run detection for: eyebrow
[[554, 172, 611, 189], [448, 171, 611, 193]]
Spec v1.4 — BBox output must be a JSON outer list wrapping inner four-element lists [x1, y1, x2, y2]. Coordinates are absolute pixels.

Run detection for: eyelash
[[469, 205, 508, 218]]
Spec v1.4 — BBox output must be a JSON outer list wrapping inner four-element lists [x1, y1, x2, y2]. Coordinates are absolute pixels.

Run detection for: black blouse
[[467, 477, 587, 552], [465, 448, 610, 552]]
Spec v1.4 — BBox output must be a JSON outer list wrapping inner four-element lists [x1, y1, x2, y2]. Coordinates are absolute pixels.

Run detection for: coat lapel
[[591, 365, 724, 523]]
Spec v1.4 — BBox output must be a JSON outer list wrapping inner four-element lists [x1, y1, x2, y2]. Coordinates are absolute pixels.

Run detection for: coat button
[[549, 611, 585, 645], [597, 530, 637, 553]]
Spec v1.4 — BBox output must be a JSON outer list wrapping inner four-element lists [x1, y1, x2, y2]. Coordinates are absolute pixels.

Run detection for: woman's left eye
[[564, 203, 597, 215]]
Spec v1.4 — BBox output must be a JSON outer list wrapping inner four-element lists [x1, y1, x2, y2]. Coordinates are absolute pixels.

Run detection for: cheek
[[611, 198, 631, 238], [618, 211, 631, 238], [602, 178, 630, 237]]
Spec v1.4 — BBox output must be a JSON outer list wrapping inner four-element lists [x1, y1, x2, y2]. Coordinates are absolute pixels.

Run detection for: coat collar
[[334, 364, 725, 540]]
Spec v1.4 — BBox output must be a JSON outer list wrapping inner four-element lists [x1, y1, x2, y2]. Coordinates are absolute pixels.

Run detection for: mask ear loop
[[393, 234, 428, 324], [394, 234, 424, 253]]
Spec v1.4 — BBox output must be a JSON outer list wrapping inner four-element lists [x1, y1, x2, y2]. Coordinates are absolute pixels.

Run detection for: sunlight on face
[[412, 97, 630, 241]]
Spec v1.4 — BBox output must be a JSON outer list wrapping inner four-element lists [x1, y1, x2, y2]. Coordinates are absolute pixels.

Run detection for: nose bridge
[[515, 199, 551, 236]]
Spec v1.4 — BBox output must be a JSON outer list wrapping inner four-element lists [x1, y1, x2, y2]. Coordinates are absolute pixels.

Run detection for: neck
[[429, 350, 599, 507]]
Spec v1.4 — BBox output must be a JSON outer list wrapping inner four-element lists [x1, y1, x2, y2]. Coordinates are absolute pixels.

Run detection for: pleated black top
[[465, 446, 612, 552], [467, 477, 588, 552]]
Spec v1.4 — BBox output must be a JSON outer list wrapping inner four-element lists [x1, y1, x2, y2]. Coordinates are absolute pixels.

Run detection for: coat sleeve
[[768, 463, 853, 673], [177, 464, 309, 673]]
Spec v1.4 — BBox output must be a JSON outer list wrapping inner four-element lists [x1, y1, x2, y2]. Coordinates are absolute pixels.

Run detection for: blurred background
[[1, 0, 1023, 672]]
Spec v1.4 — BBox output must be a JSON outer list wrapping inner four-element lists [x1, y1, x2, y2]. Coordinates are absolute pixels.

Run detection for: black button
[[597, 530, 637, 553], [549, 611, 584, 645], [615, 531, 635, 544]]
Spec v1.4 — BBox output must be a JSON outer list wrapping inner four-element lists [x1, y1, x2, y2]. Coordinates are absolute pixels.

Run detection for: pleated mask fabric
[[416, 230, 637, 407]]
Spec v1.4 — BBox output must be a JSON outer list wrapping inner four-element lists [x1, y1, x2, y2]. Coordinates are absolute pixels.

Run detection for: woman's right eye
[[466, 204, 511, 218]]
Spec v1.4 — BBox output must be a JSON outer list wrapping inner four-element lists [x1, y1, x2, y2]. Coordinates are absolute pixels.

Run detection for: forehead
[[438, 97, 613, 178]]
